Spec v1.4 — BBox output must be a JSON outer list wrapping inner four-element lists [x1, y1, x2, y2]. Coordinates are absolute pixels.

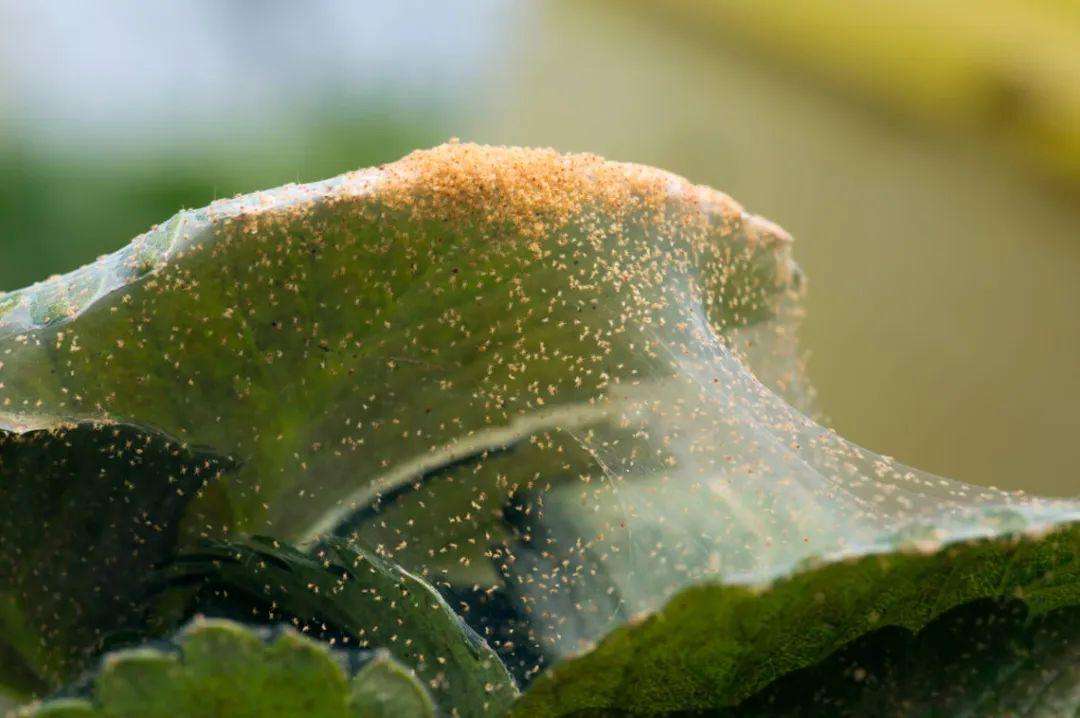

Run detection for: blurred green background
[[1, 1, 1077, 496]]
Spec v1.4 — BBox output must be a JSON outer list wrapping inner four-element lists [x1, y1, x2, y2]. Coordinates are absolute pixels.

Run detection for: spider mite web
[[0, 144, 1075, 685]]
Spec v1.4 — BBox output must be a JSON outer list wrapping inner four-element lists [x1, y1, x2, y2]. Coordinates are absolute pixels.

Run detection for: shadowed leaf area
[[735, 599, 1080, 717], [153, 535, 517, 716], [0, 422, 236, 691]]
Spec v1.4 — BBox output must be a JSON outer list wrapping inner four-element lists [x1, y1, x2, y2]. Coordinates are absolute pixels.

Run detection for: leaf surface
[[514, 523, 1079, 715], [19, 618, 433, 718]]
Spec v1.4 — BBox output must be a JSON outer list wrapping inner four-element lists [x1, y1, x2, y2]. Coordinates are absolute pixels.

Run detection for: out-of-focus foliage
[[645, 0, 1080, 188], [0, 111, 445, 291], [18, 618, 435, 718], [533, 0, 1080, 500], [346, 652, 437, 718]]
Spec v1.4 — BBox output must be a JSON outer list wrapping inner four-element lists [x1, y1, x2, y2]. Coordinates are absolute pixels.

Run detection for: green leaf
[[0, 143, 800, 689], [513, 523, 1080, 715], [0, 423, 236, 686], [0, 145, 799, 544], [348, 652, 436, 718], [157, 535, 517, 716], [18, 618, 433, 718], [734, 599, 1080, 716]]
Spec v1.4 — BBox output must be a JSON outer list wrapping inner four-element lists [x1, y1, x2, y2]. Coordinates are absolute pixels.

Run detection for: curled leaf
[[158, 536, 517, 716]]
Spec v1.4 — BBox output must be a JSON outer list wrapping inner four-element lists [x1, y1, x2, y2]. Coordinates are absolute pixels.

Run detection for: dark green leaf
[[0, 423, 235, 688], [157, 535, 517, 716], [514, 524, 1080, 715], [734, 599, 1080, 717]]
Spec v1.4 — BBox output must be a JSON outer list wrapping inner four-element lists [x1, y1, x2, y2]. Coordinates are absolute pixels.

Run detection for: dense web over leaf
[[0, 144, 1076, 710]]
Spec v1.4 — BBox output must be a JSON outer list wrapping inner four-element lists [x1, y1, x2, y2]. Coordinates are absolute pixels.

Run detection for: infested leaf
[[734, 599, 1080, 717], [513, 523, 1079, 715], [0, 143, 803, 688], [156, 535, 517, 716], [0, 144, 1076, 712], [0, 423, 235, 686]]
